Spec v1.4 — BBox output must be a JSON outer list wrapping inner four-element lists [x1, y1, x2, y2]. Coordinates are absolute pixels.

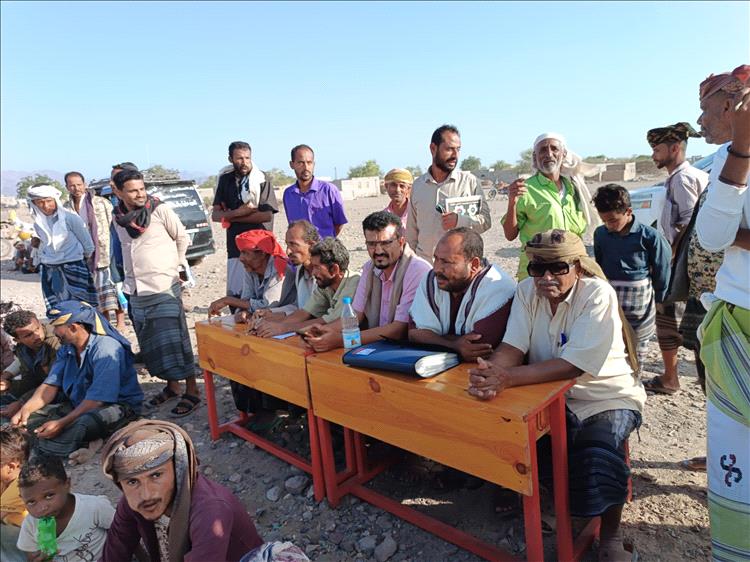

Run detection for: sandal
[[642, 376, 679, 395], [147, 386, 180, 408], [170, 394, 201, 418], [680, 456, 707, 472], [492, 486, 521, 519]]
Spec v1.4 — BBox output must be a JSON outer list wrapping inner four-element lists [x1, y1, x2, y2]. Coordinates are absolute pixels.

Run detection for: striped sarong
[[39, 259, 97, 311], [611, 279, 655, 367], [130, 284, 195, 381], [94, 266, 119, 313], [700, 301, 750, 562]]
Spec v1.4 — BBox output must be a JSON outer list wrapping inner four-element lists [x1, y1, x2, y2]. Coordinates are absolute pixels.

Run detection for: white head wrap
[[27, 184, 62, 203], [26, 184, 70, 251]]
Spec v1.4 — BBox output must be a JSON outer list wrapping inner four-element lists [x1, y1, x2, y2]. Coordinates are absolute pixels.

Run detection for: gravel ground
[[0, 184, 710, 561]]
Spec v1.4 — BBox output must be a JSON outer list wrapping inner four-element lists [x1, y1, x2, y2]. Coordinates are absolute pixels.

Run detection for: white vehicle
[[630, 152, 715, 227]]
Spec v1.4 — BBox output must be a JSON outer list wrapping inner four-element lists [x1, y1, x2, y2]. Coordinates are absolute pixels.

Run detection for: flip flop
[[680, 456, 707, 472], [147, 386, 180, 408], [642, 376, 679, 395], [170, 394, 201, 418]]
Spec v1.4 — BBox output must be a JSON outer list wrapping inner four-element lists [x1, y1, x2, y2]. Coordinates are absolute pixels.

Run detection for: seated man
[[1, 310, 60, 420], [10, 301, 143, 463], [409, 228, 516, 361], [100, 420, 263, 562], [254, 237, 360, 338], [251, 220, 320, 325], [468, 229, 646, 562], [208, 230, 296, 322], [304, 211, 431, 351]]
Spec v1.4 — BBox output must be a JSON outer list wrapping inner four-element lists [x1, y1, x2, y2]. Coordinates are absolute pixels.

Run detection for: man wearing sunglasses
[[303, 211, 431, 352], [469, 229, 646, 562], [408, 228, 516, 361]]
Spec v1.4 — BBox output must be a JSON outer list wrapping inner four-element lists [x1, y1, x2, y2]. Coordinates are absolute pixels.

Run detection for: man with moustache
[[303, 211, 431, 352], [100, 420, 263, 562], [502, 132, 596, 280], [383, 168, 413, 228], [407, 125, 491, 262], [408, 228, 516, 361], [283, 144, 348, 238], [212, 141, 278, 300]]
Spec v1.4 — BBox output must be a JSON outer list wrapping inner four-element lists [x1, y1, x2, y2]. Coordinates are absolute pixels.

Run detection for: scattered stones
[[284, 475, 309, 494], [375, 535, 398, 561], [265, 486, 281, 502], [228, 472, 242, 483], [357, 535, 377, 553]]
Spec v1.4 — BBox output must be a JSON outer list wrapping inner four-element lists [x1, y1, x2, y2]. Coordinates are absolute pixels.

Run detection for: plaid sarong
[[130, 284, 194, 381], [611, 279, 655, 366], [39, 259, 97, 311], [94, 266, 119, 313], [700, 301, 750, 562]]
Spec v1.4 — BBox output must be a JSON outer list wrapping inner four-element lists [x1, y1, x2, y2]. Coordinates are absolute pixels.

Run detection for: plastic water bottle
[[341, 296, 361, 349], [116, 288, 128, 312]]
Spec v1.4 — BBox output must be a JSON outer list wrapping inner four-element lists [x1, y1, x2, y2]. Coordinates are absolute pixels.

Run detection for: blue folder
[[342, 340, 460, 378]]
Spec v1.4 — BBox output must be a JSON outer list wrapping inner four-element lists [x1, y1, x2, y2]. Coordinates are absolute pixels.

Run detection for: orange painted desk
[[195, 319, 324, 501], [307, 350, 580, 562]]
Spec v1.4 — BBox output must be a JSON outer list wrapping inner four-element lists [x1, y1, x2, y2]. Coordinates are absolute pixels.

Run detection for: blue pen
[[560, 333, 568, 347]]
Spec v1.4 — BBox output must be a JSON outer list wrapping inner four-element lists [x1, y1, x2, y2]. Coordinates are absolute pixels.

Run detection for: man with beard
[[502, 133, 597, 280], [283, 144, 348, 239], [694, 64, 750, 561], [408, 228, 516, 361], [112, 169, 200, 418], [252, 237, 360, 338], [100, 420, 263, 562], [1, 310, 60, 420], [10, 301, 143, 462], [406, 125, 491, 262], [212, 141, 278, 300], [383, 168, 413, 228], [644, 123, 708, 395], [64, 171, 126, 332], [302, 211, 431, 352]]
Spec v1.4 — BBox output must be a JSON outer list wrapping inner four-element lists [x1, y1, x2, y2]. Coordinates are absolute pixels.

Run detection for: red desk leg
[[550, 396, 574, 561], [306, 408, 325, 502], [523, 420, 544, 562], [203, 369, 220, 441]]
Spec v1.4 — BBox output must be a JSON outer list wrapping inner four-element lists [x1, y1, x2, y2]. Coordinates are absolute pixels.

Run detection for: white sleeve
[[16, 516, 38, 552], [500, 285, 532, 353], [94, 495, 116, 529]]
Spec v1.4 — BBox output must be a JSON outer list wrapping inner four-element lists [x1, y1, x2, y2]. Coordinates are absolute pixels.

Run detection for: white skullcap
[[533, 132, 567, 150], [26, 184, 62, 200]]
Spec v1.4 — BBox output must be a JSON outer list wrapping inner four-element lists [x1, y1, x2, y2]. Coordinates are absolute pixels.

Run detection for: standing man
[[406, 125, 491, 262], [283, 144, 348, 238], [303, 211, 431, 352], [64, 171, 125, 332], [26, 184, 97, 311], [212, 141, 278, 300], [694, 65, 750, 562], [644, 123, 709, 395], [112, 169, 200, 418], [502, 132, 593, 280], [383, 168, 413, 229]]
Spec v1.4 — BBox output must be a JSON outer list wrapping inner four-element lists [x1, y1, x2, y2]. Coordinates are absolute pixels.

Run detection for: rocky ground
[[0, 183, 710, 561]]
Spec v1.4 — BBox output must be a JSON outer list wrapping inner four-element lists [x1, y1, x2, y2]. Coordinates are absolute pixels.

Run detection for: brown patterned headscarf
[[647, 122, 701, 147], [525, 229, 639, 373], [101, 420, 197, 562], [699, 64, 750, 101]]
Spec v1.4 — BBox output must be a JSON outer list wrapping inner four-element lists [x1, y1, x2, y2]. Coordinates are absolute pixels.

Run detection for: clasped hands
[[467, 357, 512, 401]]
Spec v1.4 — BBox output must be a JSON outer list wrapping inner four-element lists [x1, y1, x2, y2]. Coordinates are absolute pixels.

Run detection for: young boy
[[593, 183, 672, 371], [1, 425, 30, 562], [16, 454, 114, 562]]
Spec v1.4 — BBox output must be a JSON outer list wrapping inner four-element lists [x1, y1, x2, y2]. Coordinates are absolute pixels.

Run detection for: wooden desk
[[195, 319, 324, 501], [307, 350, 578, 562]]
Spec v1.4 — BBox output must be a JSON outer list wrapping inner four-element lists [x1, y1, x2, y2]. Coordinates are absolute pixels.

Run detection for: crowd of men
[[0, 64, 748, 562]]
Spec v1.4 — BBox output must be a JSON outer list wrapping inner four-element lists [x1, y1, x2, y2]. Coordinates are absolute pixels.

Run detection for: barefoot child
[[16, 454, 114, 562], [1, 425, 30, 562]]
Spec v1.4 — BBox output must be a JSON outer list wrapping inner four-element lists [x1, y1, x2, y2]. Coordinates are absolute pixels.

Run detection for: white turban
[[27, 184, 62, 201], [533, 132, 567, 150]]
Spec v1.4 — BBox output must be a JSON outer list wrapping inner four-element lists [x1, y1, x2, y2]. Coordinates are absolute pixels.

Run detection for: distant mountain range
[[1, 170, 210, 196]]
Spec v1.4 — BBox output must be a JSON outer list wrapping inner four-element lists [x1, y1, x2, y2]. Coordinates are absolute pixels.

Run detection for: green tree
[[348, 160, 382, 179], [460, 156, 482, 172], [198, 175, 218, 191], [143, 164, 180, 180], [16, 174, 66, 201], [266, 168, 295, 187], [488, 160, 512, 170], [405, 165, 423, 178], [514, 148, 534, 174]]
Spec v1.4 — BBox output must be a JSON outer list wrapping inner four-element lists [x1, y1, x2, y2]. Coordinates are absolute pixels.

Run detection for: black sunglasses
[[527, 261, 572, 277]]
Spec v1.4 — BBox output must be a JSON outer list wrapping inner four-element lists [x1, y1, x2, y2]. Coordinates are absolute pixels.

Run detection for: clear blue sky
[[1, 1, 748, 181]]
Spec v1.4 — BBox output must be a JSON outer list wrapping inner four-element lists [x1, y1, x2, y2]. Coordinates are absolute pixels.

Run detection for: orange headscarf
[[699, 64, 750, 101], [235, 230, 288, 277]]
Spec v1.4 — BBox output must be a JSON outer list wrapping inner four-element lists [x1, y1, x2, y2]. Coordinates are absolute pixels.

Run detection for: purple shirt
[[353, 253, 432, 327], [283, 178, 348, 238]]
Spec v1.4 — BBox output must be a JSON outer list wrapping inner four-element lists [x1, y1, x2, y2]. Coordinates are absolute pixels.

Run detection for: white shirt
[[17, 493, 115, 562], [695, 143, 750, 310], [503, 277, 646, 421]]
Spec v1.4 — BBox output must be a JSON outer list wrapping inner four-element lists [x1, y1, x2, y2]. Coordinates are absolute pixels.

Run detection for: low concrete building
[[333, 176, 380, 201]]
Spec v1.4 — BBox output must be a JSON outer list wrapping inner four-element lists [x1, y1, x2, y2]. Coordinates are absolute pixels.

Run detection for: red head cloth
[[235, 229, 288, 277], [699, 64, 750, 101]]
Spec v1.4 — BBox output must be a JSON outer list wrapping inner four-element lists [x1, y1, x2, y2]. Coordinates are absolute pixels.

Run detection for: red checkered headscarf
[[699, 64, 750, 101], [235, 230, 288, 277]]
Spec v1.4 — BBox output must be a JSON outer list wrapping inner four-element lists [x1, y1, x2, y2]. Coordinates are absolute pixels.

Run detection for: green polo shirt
[[503, 172, 588, 279], [303, 270, 361, 323]]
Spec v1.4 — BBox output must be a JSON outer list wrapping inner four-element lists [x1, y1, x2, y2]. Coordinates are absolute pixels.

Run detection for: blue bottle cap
[[342, 296, 352, 304]]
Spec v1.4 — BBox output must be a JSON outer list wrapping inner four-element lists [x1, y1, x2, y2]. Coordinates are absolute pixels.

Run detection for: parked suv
[[89, 177, 215, 265]]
